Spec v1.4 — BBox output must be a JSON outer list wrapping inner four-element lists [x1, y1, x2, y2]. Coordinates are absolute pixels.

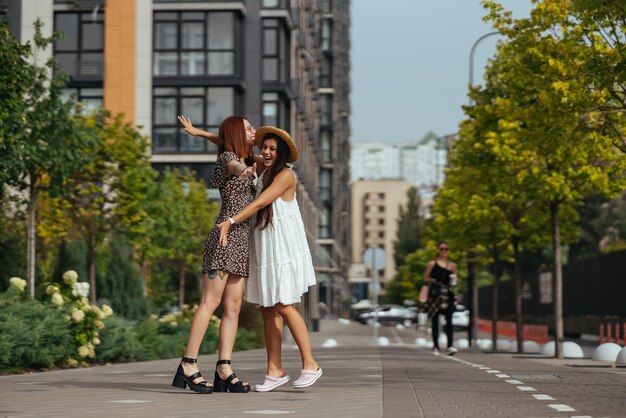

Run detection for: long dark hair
[[218, 116, 253, 160], [256, 133, 292, 230]]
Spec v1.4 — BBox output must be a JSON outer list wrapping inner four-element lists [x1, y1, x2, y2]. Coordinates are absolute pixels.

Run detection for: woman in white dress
[[218, 126, 322, 392]]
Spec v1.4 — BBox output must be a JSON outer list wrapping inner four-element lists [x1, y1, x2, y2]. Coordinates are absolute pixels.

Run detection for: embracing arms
[[217, 169, 295, 245]]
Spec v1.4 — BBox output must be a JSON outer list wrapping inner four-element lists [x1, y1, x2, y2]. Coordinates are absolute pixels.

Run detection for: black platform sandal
[[213, 359, 251, 393], [171, 356, 213, 394]]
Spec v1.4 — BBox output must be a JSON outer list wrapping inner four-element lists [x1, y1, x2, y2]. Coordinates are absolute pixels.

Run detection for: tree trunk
[[513, 239, 523, 353], [179, 267, 186, 310], [491, 267, 500, 351], [551, 201, 564, 359], [87, 233, 97, 302], [26, 180, 37, 297]]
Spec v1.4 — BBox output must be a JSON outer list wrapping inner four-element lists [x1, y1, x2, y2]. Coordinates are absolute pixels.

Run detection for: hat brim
[[255, 126, 299, 163]]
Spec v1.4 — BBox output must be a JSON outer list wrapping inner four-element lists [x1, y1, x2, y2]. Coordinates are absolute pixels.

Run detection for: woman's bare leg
[[216, 273, 247, 384], [260, 306, 285, 377], [182, 271, 229, 383], [274, 303, 318, 371]]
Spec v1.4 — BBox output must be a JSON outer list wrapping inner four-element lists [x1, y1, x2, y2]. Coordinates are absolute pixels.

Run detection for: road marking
[[517, 386, 537, 392], [505, 379, 524, 385], [495, 374, 510, 378], [244, 411, 295, 415], [486, 370, 501, 373], [548, 404, 576, 412], [109, 400, 150, 404], [532, 394, 555, 400]]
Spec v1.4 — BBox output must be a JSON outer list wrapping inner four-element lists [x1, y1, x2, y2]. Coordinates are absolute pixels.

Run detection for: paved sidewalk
[[1, 319, 625, 417]]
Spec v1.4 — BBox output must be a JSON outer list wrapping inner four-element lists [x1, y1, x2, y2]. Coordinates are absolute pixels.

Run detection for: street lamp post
[[468, 31, 500, 105]]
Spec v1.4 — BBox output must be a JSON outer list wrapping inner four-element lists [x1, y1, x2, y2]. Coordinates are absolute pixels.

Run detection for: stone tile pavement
[[0, 319, 624, 417]]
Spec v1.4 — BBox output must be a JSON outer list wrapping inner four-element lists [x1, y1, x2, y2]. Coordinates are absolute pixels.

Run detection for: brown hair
[[256, 133, 293, 230], [218, 116, 253, 160]]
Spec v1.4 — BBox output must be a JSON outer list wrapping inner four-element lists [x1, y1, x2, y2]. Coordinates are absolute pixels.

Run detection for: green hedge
[[0, 289, 74, 371]]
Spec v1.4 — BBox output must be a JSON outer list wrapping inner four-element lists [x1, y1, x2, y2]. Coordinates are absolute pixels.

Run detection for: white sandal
[[293, 368, 323, 388], [254, 374, 290, 392]]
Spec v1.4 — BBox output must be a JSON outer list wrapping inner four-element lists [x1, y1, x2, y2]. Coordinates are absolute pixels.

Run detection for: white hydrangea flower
[[92, 306, 105, 320], [51, 293, 64, 307], [9, 277, 27, 292], [71, 282, 90, 298], [101, 304, 113, 317], [63, 270, 78, 285], [77, 346, 89, 358], [92, 337, 101, 345], [94, 320, 105, 329], [70, 308, 85, 323], [46, 284, 60, 295]]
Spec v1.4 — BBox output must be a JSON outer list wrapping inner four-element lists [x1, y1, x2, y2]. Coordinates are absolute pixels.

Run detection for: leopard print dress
[[202, 151, 254, 277]]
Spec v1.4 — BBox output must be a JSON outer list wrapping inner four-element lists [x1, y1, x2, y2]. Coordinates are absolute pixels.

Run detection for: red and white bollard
[[607, 322, 613, 343], [616, 323, 621, 347], [599, 322, 605, 345]]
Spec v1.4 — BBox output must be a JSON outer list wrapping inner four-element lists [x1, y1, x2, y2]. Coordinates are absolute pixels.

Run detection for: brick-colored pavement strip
[[1, 319, 624, 418]]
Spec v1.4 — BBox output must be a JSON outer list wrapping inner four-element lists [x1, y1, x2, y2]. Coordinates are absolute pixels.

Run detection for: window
[[262, 19, 287, 82], [152, 86, 236, 153], [153, 162, 215, 187], [62, 88, 103, 113], [379, 206, 385, 212], [261, 92, 283, 126], [320, 94, 332, 127], [319, 0, 332, 13], [154, 11, 237, 76], [319, 169, 331, 201], [262, 0, 281, 7], [320, 19, 332, 51], [319, 207, 331, 238], [319, 55, 332, 87], [378, 231, 384, 238], [378, 219, 384, 225], [54, 12, 104, 80], [320, 129, 332, 163]]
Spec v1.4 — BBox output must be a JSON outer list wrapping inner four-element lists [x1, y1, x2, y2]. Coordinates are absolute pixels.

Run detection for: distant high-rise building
[[350, 132, 450, 204], [5, 0, 352, 326]]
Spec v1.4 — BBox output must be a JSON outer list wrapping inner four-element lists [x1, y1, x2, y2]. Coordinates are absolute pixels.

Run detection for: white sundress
[[246, 167, 317, 307]]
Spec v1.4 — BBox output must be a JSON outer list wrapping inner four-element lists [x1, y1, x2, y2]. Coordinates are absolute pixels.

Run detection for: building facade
[[5, 0, 351, 326], [349, 179, 412, 301], [350, 132, 449, 205]]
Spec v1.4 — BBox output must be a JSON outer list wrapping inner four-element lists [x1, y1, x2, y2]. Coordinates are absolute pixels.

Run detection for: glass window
[[320, 94, 332, 126], [320, 130, 331, 163], [54, 12, 104, 81], [262, 19, 284, 82], [319, 169, 331, 201], [320, 55, 332, 88], [153, 86, 237, 154], [262, 0, 280, 8], [321, 19, 332, 50], [153, 11, 238, 77], [319, 207, 331, 238]]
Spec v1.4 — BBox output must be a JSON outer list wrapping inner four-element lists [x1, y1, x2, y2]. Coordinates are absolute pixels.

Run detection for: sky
[[350, 0, 534, 142]]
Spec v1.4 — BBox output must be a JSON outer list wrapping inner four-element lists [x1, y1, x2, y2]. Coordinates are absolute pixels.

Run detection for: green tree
[[393, 186, 423, 270], [40, 111, 154, 302], [0, 20, 93, 296], [480, 0, 626, 357]]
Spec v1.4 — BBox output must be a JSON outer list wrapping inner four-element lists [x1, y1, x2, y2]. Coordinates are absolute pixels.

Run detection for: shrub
[[0, 284, 74, 371]]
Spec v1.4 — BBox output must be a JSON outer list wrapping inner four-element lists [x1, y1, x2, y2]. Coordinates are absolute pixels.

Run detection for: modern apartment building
[[349, 179, 412, 301], [350, 132, 450, 205], [4, 0, 351, 327]]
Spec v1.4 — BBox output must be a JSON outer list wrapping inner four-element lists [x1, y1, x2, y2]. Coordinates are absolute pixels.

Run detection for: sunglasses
[[438, 247, 449, 251]]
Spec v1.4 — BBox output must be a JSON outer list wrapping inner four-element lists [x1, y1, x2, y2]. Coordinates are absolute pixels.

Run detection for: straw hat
[[255, 126, 299, 163]]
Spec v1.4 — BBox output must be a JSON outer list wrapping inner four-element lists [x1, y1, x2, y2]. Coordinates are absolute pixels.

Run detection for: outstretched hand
[[218, 220, 231, 247], [177, 115, 201, 136], [240, 162, 257, 179]]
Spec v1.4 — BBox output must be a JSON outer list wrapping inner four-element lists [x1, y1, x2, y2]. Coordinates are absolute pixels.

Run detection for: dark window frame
[[152, 86, 239, 154], [153, 11, 239, 77], [53, 11, 104, 81]]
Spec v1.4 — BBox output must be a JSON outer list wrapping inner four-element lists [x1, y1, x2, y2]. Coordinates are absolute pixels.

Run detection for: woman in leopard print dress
[[173, 116, 262, 394]]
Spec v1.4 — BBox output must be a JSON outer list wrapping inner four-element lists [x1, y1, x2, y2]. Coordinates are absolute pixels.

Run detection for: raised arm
[[178, 115, 222, 146], [218, 169, 294, 245]]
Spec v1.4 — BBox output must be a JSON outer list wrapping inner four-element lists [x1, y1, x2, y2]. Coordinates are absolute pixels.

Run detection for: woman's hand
[[239, 162, 257, 179], [218, 220, 231, 247], [178, 115, 203, 137]]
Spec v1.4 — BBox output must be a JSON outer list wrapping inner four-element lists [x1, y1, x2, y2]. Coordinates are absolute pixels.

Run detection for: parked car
[[357, 305, 418, 327], [444, 304, 470, 330]]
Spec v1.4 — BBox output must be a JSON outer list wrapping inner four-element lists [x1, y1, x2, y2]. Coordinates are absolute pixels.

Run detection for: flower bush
[[44, 270, 113, 365]]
